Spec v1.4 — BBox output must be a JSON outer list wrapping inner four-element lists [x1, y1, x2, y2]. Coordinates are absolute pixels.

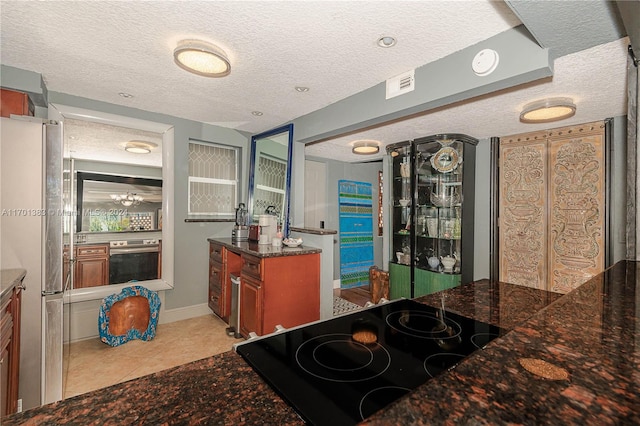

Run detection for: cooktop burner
[[236, 298, 504, 425]]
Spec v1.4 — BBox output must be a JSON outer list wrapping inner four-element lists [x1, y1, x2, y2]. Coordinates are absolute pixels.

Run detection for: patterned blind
[[188, 142, 238, 216]]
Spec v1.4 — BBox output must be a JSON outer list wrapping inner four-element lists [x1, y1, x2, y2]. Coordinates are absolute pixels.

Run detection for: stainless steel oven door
[[109, 245, 159, 285]]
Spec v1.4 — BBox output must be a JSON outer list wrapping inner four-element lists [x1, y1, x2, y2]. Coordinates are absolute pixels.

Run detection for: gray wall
[[46, 92, 251, 311], [305, 157, 384, 281]]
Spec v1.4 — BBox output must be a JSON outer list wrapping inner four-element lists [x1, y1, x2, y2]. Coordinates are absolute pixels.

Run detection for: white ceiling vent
[[386, 69, 415, 100]]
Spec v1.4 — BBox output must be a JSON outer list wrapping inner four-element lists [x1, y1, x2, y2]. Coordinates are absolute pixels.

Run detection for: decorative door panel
[[338, 180, 374, 289], [499, 136, 548, 290], [499, 121, 606, 293], [547, 124, 605, 293]]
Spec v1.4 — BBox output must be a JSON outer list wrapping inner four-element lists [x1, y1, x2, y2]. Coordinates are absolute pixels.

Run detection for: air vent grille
[[386, 70, 415, 100]]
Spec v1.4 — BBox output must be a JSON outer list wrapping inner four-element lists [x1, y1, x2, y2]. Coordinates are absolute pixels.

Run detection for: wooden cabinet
[[208, 240, 320, 338], [1, 278, 22, 416], [75, 244, 109, 288], [239, 252, 320, 337], [239, 275, 263, 336], [499, 121, 607, 293], [208, 242, 226, 318], [209, 260, 224, 317], [0, 88, 34, 118]]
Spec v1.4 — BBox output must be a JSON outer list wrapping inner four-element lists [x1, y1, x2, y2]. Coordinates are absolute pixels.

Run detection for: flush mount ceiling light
[[352, 140, 380, 155], [377, 36, 397, 48], [124, 140, 158, 154], [295, 86, 310, 92], [173, 39, 231, 78], [520, 97, 576, 123]]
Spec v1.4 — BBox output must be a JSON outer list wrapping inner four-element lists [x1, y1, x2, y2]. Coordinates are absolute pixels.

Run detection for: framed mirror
[[247, 124, 294, 236], [49, 104, 174, 297], [76, 172, 162, 233]]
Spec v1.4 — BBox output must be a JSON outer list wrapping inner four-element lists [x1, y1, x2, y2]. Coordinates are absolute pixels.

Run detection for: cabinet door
[[209, 261, 223, 317], [1, 292, 12, 417], [239, 276, 263, 337], [1, 345, 9, 417], [75, 257, 108, 288], [499, 121, 606, 293], [0, 88, 33, 118]]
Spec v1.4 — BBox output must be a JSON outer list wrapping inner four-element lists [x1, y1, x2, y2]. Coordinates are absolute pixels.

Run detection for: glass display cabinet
[[387, 134, 477, 299]]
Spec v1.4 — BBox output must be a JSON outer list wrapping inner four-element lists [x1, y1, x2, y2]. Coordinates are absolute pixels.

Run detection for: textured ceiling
[[0, 1, 631, 164], [64, 119, 162, 167], [306, 37, 629, 162]]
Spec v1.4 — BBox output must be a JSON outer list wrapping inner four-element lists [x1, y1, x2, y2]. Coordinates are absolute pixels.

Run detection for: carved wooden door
[[499, 121, 606, 293]]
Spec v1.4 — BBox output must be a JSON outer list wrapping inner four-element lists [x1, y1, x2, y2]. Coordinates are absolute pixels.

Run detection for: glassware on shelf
[[426, 218, 438, 237]]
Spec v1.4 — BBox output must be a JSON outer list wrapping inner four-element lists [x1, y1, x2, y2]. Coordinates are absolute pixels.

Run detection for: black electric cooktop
[[235, 298, 504, 425]]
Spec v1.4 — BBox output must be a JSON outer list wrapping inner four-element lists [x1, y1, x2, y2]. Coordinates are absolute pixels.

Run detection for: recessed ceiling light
[[252, 111, 263, 116], [520, 97, 576, 123], [124, 140, 158, 154], [295, 86, 310, 92], [352, 140, 380, 155], [173, 39, 231, 78], [119, 92, 134, 98], [377, 36, 396, 48]]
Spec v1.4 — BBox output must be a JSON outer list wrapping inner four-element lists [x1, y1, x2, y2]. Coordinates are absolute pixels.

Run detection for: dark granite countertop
[[207, 237, 321, 258], [5, 261, 639, 425]]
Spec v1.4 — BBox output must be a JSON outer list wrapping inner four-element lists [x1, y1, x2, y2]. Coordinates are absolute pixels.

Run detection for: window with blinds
[[188, 141, 239, 217]]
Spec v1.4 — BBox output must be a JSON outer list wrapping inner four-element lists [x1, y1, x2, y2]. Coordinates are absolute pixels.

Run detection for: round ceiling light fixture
[[520, 97, 576, 123], [352, 140, 380, 155], [377, 36, 397, 48], [124, 140, 158, 154], [173, 39, 231, 78]]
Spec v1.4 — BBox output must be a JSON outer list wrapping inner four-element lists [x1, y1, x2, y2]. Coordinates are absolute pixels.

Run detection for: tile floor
[[63, 314, 241, 399], [64, 292, 372, 399]]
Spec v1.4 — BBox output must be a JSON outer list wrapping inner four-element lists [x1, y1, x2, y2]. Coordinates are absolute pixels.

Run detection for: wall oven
[[109, 239, 160, 284]]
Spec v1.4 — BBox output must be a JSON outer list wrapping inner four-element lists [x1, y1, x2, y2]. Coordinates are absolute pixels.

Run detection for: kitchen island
[[4, 261, 639, 425]]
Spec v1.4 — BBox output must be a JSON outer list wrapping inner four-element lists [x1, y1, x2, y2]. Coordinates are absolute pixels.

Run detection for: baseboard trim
[[159, 303, 213, 324]]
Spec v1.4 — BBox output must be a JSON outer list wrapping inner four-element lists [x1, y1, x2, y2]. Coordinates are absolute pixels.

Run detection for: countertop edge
[[207, 237, 322, 258], [1, 268, 26, 299], [290, 226, 337, 235]]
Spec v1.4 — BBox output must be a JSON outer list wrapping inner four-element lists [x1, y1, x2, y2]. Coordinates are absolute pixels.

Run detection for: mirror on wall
[[76, 172, 162, 233], [50, 105, 174, 294], [247, 123, 294, 235]]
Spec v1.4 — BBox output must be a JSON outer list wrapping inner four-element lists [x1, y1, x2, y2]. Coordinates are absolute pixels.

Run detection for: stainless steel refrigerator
[[0, 117, 66, 409], [42, 120, 67, 404]]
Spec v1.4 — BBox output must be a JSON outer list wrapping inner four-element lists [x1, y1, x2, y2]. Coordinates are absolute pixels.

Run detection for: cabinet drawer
[[77, 245, 108, 257], [241, 254, 263, 280], [209, 243, 224, 263], [210, 260, 223, 284]]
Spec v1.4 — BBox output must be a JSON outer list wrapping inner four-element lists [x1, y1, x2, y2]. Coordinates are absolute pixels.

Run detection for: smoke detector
[[472, 49, 499, 76]]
